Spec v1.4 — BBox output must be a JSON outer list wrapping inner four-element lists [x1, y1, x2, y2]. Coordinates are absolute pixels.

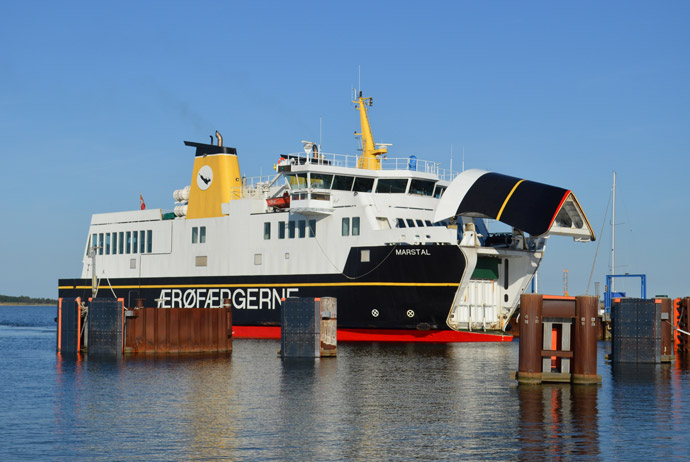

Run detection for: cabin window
[[353, 177, 374, 193], [309, 220, 316, 237], [415, 219, 424, 227], [112, 233, 118, 254], [118, 232, 124, 254], [126, 231, 131, 254], [424, 220, 432, 227], [279, 222, 286, 239], [288, 221, 296, 239], [264, 222, 271, 240], [132, 231, 138, 254], [286, 173, 308, 189], [342, 217, 350, 236], [298, 220, 306, 238], [146, 230, 152, 253], [311, 192, 330, 201], [200, 226, 206, 243], [332, 175, 354, 191], [105, 233, 111, 255], [406, 219, 415, 227], [192, 227, 198, 243], [396, 218, 406, 228], [139, 230, 145, 253], [433, 186, 447, 198], [310, 173, 333, 190], [410, 179, 435, 196], [98, 233, 104, 255], [352, 217, 360, 236], [376, 178, 408, 194]]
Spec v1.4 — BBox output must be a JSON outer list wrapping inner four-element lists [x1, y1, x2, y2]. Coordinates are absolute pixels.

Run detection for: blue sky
[[1, 1, 688, 299]]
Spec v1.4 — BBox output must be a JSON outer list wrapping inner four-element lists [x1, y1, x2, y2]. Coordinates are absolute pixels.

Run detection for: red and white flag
[[140, 194, 146, 210]]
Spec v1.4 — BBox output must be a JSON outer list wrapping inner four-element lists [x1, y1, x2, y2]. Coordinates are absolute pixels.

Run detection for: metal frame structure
[[604, 274, 647, 312]]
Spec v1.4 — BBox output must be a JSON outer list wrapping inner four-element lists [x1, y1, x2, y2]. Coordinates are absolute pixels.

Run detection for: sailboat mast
[[612, 171, 616, 293]]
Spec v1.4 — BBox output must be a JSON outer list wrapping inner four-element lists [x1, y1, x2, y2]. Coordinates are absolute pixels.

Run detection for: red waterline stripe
[[231, 325, 513, 343]]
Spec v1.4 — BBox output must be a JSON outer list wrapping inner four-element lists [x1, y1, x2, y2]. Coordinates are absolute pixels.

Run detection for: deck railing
[[279, 152, 459, 181]]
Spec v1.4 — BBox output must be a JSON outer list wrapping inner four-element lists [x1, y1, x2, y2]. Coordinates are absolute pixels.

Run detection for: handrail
[[279, 152, 459, 181]]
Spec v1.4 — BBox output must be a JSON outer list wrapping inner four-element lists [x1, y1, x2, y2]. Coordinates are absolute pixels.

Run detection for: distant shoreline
[[0, 303, 55, 306]]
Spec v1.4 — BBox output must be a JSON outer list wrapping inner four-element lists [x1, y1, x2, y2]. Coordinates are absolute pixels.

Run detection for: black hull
[[58, 244, 466, 331]]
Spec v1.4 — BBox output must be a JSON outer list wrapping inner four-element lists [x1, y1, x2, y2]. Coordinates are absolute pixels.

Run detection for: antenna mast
[[450, 145, 453, 173], [612, 171, 616, 293]]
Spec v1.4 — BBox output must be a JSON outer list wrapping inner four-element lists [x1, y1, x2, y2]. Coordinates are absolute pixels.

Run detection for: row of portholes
[[371, 309, 415, 318]]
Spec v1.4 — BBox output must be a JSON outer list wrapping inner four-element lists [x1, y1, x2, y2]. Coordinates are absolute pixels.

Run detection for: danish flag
[[140, 194, 146, 210]]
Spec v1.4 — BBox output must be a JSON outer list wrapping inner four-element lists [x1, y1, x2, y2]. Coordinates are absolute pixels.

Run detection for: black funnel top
[[184, 141, 237, 157]]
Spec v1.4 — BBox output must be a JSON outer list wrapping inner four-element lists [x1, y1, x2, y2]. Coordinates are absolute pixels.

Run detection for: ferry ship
[[58, 92, 595, 342]]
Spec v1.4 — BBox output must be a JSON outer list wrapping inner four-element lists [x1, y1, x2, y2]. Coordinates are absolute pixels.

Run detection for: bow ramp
[[434, 169, 595, 242]]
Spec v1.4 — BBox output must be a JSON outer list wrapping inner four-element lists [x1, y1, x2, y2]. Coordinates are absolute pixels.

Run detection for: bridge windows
[[353, 177, 374, 193], [410, 179, 435, 196], [376, 178, 408, 194]]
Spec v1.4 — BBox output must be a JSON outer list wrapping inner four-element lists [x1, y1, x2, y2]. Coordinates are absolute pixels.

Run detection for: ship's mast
[[611, 171, 616, 293], [354, 91, 387, 170]]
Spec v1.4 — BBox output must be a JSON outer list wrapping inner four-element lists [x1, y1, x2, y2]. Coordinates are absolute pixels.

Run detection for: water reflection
[[518, 384, 600, 460]]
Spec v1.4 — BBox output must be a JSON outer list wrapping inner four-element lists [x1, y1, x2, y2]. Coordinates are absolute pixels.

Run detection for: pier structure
[[280, 297, 337, 358], [610, 298, 675, 363], [515, 294, 601, 385], [56, 297, 233, 356]]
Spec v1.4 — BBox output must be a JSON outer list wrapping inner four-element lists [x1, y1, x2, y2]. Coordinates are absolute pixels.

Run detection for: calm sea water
[[1, 305, 689, 461]]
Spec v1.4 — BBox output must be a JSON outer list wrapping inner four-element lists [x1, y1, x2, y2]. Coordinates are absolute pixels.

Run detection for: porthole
[[371, 309, 379, 318], [406, 309, 415, 318]]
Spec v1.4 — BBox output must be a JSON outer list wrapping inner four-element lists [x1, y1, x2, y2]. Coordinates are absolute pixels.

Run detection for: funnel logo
[[197, 165, 213, 190]]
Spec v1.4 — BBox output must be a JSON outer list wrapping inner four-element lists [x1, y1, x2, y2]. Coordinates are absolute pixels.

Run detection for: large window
[[105, 233, 111, 255], [98, 233, 104, 255], [132, 231, 138, 254], [332, 175, 354, 191], [310, 173, 333, 189], [146, 230, 152, 253], [139, 230, 145, 253], [309, 220, 316, 237], [286, 173, 307, 189], [264, 222, 271, 240], [376, 178, 408, 194], [199, 226, 206, 243], [353, 177, 374, 193], [126, 231, 131, 254], [410, 179, 435, 196], [279, 222, 286, 239], [118, 232, 124, 254], [288, 221, 296, 239]]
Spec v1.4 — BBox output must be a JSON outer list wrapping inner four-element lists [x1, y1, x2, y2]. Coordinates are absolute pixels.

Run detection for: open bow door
[[434, 169, 595, 242]]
